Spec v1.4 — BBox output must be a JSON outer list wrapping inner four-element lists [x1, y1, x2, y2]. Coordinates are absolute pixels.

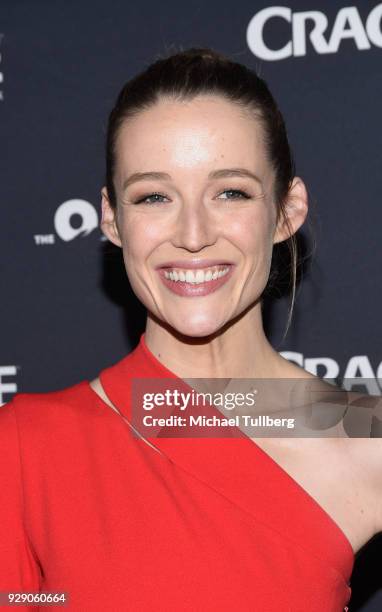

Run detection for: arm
[[0, 399, 42, 608], [371, 397, 382, 533]]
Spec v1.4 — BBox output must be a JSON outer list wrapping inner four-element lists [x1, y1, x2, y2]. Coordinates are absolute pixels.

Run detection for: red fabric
[[0, 333, 354, 610]]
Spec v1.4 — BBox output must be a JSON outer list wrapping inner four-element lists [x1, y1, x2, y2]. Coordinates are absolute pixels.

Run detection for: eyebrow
[[122, 168, 262, 191]]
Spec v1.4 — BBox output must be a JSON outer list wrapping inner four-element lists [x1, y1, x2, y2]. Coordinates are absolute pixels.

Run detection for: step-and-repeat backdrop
[[1, 1, 381, 609]]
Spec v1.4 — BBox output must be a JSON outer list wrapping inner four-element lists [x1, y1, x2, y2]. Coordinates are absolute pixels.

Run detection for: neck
[[144, 302, 285, 379]]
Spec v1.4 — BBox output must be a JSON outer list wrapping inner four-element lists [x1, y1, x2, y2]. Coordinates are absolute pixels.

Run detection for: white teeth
[[195, 270, 204, 283], [164, 265, 231, 284]]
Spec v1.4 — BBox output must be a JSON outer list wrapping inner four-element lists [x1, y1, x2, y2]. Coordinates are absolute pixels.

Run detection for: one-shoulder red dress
[[0, 333, 354, 611]]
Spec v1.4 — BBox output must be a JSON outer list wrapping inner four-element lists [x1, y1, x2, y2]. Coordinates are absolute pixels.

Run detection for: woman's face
[[102, 95, 293, 337]]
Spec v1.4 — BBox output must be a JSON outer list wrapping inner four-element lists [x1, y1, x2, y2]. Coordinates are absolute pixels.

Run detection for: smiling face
[[101, 95, 302, 338]]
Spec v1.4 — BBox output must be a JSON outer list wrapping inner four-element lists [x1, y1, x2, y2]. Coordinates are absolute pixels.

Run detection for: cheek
[[227, 208, 274, 254], [120, 212, 165, 255]]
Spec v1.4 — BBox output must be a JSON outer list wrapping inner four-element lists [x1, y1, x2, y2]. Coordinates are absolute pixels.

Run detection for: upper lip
[[156, 259, 234, 270]]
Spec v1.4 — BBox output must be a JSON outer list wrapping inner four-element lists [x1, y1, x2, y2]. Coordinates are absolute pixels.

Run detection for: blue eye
[[218, 189, 250, 200], [134, 192, 168, 205], [133, 188, 251, 205]]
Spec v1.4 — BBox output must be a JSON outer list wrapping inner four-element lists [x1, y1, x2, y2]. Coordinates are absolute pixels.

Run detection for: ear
[[100, 187, 122, 247], [273, 176, 308, 245]]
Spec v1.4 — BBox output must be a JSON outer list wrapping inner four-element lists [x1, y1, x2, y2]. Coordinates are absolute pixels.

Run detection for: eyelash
[[133, 188, 251, 205]]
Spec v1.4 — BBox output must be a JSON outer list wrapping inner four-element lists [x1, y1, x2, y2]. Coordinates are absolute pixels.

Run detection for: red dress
[[0, 333, 354, 610]]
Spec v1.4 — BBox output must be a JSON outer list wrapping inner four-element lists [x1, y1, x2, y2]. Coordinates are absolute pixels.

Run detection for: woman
[[1, 47, 381, 611]]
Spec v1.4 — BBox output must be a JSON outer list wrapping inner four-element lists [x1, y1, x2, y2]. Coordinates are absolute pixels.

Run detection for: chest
[[31, 437, 352, 612]]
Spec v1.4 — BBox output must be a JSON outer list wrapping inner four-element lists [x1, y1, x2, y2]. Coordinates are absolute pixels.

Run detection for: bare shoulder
[[275, 364, 382, 537], [331, 389, 382, 534], [276, 355, 318, 380], [335, 433, 382, 536], [345, 391, 382, 485]]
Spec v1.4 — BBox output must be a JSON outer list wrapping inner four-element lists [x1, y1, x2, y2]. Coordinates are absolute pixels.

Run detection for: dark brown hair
[[105, 46, 310, 342]]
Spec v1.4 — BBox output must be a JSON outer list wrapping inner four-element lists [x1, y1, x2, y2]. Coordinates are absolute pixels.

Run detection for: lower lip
[[157, 265, 235, 297]]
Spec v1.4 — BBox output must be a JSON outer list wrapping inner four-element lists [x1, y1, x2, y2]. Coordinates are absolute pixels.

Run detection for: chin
[[168, 313, 225, 339]]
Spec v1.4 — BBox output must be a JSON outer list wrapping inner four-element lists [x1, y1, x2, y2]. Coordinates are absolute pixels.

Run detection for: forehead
[[114, 95, 269, 175]]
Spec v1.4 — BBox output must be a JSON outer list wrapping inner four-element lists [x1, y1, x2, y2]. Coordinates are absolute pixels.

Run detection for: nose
[[170, 200, 219, 252]]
